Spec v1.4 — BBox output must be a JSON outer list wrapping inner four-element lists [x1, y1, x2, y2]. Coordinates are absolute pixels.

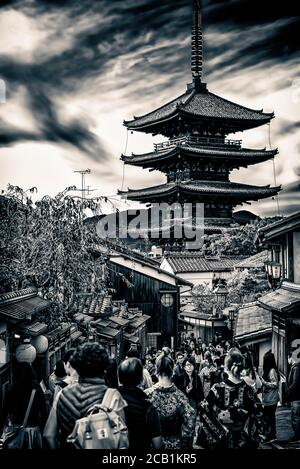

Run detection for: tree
[[199, 217, 282, 257], [0, 185, 108, 319], [226, 268, 270, 305], [191, 283, 219, 315]]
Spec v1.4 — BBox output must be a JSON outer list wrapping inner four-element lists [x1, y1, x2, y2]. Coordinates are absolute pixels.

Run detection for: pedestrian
[[192, 347, 203, 372], [125, 348, 153, 390], [173, 351, 185, 388], [178, 356, 204, 409], [199, 351, 217, 398], [43, 343, 127, 449], [145, 350, 196, 449], [286, 352, 300, 441], [48, 360, 67, 396], [241, 351, 262, 395], [202, 348, 260, 448], [0, 362, 47, 448], [118, 357, 162, 450], [261, 351, 280, 442]]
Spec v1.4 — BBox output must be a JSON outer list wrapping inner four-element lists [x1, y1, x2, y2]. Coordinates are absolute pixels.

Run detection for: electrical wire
[[268, 122, 280, 216], [121, 129, 129, 192]]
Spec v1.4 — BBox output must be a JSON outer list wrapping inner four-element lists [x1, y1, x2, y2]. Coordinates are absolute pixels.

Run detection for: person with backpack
[[118, 357, 162, 450], [43, 342, 127, 449]]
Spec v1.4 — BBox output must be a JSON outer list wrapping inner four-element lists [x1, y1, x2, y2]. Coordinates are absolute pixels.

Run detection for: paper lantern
[[31, 335, 49, 354], [0, 339, 7, 364], [15, 339, 36, 363]]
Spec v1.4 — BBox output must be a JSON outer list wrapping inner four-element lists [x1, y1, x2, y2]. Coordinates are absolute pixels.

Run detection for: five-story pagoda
[[119, 0, 280, 246]]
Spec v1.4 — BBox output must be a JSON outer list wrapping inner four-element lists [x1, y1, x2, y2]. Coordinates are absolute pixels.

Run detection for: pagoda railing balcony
[[154, 136, 242, 151]]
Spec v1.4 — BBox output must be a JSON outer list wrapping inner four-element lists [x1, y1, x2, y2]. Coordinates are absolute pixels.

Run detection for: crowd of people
[[0, 334, 299, 450]]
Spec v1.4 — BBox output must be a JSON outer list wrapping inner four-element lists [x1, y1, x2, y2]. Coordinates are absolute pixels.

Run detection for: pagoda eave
[[120, 146, 278, 169], [123, 88, 274, 136], [118, 182, 281, 203]]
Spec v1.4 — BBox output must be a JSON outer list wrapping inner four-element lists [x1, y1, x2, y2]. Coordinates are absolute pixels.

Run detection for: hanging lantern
[[31, 335, 49, 354], [15, 339, 36, 363], [268, 262, 273, 276], [271, 262, 281, 279], [0, 338, 8, 364]]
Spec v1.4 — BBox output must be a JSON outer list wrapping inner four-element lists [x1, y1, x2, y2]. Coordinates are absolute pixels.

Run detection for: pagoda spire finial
[[191, 0, 203, 87]]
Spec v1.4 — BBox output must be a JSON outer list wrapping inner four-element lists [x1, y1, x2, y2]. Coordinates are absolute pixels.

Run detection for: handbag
[[197, 402, 228, 449], [1, 389, 37, 449]]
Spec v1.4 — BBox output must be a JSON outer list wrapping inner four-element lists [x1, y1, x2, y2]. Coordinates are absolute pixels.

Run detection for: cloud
[[0, 0, 299, 215]]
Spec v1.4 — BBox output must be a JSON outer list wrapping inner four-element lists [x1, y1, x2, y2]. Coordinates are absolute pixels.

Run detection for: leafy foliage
[[199, 217, 282, 257], [0, 185, 108, 314], [191, 283, 219, 315], [226, 268, 270, 305]]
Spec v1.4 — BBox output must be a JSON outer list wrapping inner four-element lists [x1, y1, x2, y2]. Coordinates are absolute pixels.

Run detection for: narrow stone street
[[260, 405, 300, 449]]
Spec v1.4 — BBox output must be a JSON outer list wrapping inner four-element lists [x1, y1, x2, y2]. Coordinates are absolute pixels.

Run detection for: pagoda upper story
[[123, 83, 274, 137], [119, 0, 280, 229]]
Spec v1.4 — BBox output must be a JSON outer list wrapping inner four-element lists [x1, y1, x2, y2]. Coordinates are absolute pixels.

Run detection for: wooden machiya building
[[118, 0, 280, 248], [108, 251, 192, 351], [257, 212, 300, 384]]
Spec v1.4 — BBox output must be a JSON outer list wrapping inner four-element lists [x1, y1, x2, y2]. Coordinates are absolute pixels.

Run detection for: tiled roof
[[94, 326, 121, 339], [234, 250, 269, 269], [0, 287, 38, 305], [0, 292, 51, 321], [123, 333, 140, 344], [257, 211, 300, 243], [122, 146, 277, 167], [124, 88, 273, 131], [234, 302, 272, 340], [75, 293, 112, 317], [164, 253, 242, 273], [108, 250, 193, 287], [119, 180, 280, 201], [258, 281, 300, 313]]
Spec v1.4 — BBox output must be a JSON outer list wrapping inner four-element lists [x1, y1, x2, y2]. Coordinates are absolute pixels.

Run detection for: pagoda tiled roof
[[119, 180, 281, 202], [121, 145, 277, 167], [124, 86, 273, 132]]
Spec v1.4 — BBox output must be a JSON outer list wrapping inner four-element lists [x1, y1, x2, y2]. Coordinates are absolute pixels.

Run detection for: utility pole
[[74, 169, 91, 201]]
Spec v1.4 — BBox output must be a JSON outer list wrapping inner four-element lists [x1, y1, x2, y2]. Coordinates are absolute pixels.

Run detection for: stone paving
[[260, 404, 300, 450]]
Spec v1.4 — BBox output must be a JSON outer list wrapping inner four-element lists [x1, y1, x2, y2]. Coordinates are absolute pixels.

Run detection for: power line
[[268, 123, 280, 216], [121, 129, 129, 192]]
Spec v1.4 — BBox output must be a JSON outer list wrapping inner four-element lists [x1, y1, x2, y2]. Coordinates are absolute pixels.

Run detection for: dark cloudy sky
[[0, 0, 299, 216]]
